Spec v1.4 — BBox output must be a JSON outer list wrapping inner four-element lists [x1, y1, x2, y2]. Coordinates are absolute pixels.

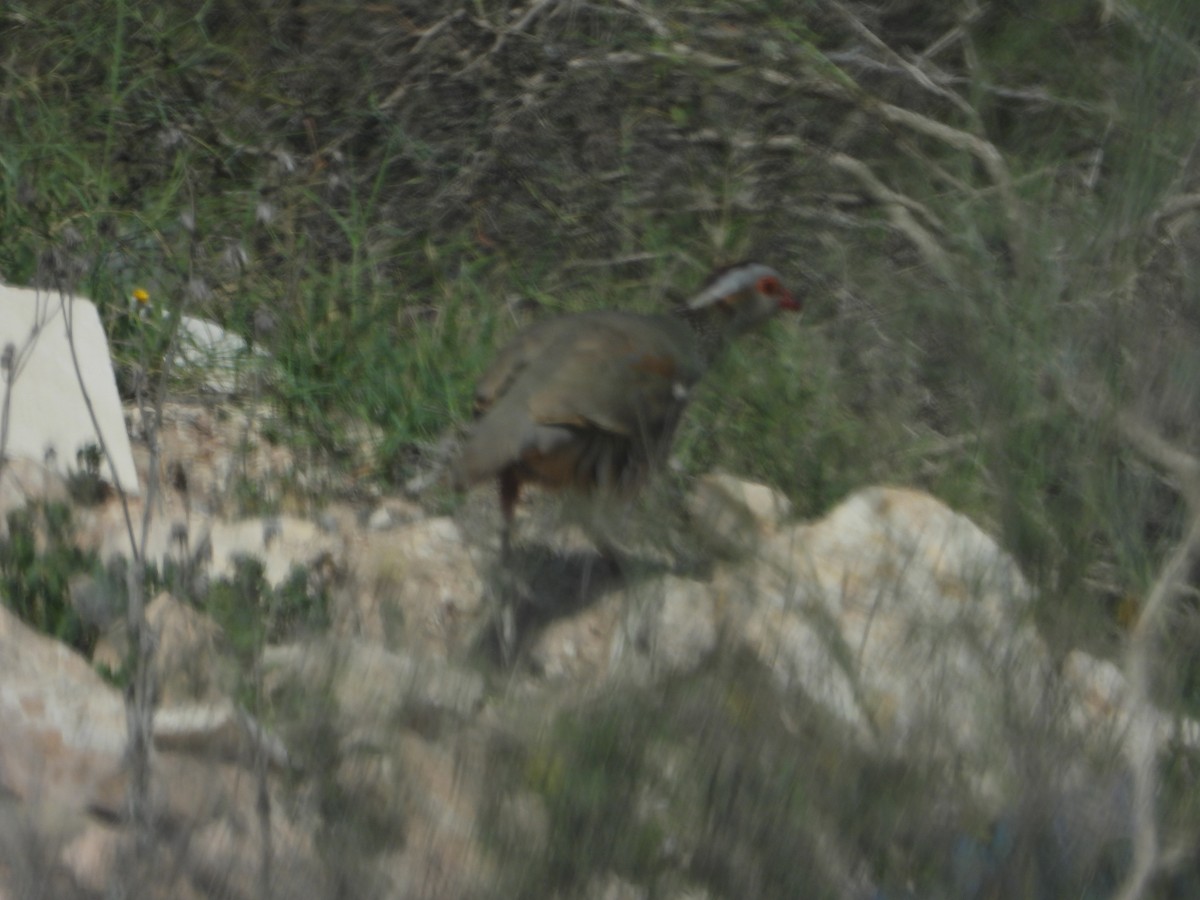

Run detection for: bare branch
[[1114, 508, 1200, 900], [1113, 409, 1200, 505], [829, 2, 978, 122], [1068, 393, 1200, 899], [469, 0, 561, 66], [829, 153, 955, 281], [826, 51, 1106, 113], [611, 0, 670, 39], [872, 100, 1025, 274], [1151, 193, 1200, 232]]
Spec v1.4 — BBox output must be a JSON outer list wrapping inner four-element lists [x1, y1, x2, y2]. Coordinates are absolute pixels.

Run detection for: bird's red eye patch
[[758, 276, 801, 311]]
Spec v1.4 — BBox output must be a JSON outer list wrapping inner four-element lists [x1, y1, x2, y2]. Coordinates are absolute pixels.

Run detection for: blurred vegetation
[[0, 501, 96, 651], [3, 0, 1200, 895]]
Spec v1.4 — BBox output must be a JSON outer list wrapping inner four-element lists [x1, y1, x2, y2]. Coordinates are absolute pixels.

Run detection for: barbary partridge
[[455, 261, 800, 559]]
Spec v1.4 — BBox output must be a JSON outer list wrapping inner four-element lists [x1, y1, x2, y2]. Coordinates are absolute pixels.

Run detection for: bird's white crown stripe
[[686, 263, 775, 309]]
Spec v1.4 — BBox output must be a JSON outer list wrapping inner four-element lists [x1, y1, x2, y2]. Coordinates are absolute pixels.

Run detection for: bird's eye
[[758, 277, 780, 296]]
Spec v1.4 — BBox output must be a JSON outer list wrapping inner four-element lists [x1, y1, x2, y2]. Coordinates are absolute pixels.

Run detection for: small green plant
[[66, 443, 110, 505], [510, 704, 660, 897], [0, 501, 96, 651], [202, 556, 329, 663]]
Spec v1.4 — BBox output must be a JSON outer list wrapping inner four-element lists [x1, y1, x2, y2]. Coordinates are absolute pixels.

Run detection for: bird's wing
[[523, 314, 703, 441], [457, 312, 702, 486], [472, 315, 590, 417]]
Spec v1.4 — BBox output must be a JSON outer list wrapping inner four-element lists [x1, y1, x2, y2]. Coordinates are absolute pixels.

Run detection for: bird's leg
[[495, 469, 522, 663], [499, 469, 521, 562]]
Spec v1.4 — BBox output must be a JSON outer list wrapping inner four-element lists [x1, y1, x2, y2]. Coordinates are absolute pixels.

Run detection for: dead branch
[[915, 8, 984, 66], [829, 153, 955, 281], [468, 0, 561, 66], [1151, 193, 1200, 233], [1114, 507, 1200, 900], [826, 51, 1106, 113], [566, 43, 797, 89], [611, 0, 670, 39], [1114, 409, 1200, 506], [1066, 399, 1200, 900], [829, 2, 978, 122], [871, 102, 1025, 272], [410, 9, 465, 58]]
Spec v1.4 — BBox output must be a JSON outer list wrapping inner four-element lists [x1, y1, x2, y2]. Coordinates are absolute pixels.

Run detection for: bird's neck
[[676, 303, 736, 364]]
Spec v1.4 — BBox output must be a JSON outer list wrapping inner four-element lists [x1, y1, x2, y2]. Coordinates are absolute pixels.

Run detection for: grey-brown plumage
[[456, 262, 800, 553]]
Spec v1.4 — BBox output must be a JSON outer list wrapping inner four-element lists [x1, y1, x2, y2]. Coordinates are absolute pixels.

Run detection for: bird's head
[[685, 262, 800, 337]]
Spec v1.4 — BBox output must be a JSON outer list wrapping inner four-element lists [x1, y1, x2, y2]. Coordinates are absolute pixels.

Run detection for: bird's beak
[[780, 290, 802, 312]]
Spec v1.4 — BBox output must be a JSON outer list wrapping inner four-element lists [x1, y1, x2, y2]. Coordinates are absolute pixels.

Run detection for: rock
[[740, 486, 1050, 768], [0, 603, 127, 836], [0, 285, 140, 493], [144, 591, 235, 703], [1061, 649, 1200, 750], [0, 599, 326, 899], [153, 699, 291, 769], [687, 471, 792, 552], [73, 488, 205, 579], [531, 575, 720, 681], [206, 515, 343, 588], [59, 821, 125, 896], [338, 517, 485, 656], [584, 873, 649, 900], [78, 506, 341, 608], [529, 590, 624, 681], [68, 571, 123, 631], [173, 314, 263, 395], [262, 639, 485, 729], [126, 401, 299, 513], [87, 753, 329, 900], [646, 576, 719, 674], [375, 731, 495, 899], [366, 499, 424, 531]]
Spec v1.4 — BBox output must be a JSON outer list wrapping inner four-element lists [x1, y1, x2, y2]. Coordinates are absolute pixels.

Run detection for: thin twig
[[52, 281, 152, 846], [611, 0, 670, 38], [829, 2, 978, 122], [461, 0, 561, 72], [829, 152, 955, 281], [872, 101, 1024, 270], [1113, 409, 1200, 505], [1068, 398, 1200, 900], [1114, 509, 1200, 900]]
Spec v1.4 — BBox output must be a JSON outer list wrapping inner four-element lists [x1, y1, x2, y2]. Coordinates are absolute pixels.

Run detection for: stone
[[153, 699, 291, 769], [529, 591, 624, 681], [338, 516, 485, 656], [741, 486, 1050, 766], [0, 285, 139, 493], [687, 471, 792, 546], [0, 603, 127, 836], [376, 731, 495, 899], [205, 515, 343, 588], [173, 314, 260, 395], [144, 591, 230, 703], [1061, 649, 1200, 750], [0, 600, 326, 899], [646, 576, 719, 674], [262, 639, 485, 729]]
